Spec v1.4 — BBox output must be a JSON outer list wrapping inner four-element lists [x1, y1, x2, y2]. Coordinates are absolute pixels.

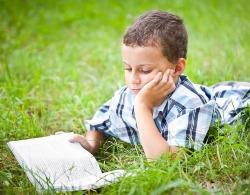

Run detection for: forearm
[[135, 105, 178, 160], [84, 130, 107, 154]]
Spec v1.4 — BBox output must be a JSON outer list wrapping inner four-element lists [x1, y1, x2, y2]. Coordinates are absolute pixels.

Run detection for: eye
[[124, 68, 132, 71], [140, 69, 152, 74]]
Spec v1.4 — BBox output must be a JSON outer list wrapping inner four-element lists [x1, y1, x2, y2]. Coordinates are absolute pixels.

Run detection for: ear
[[173, 58, 186, 76]]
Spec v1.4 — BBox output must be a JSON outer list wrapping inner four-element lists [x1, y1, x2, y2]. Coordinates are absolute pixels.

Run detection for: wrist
[[86, 140, 100, 154], [134, 98, 153, 111], [85, 131, 106, 154], [134, 102, 153, 115]]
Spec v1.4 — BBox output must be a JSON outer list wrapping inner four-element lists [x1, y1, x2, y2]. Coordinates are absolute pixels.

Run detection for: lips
[[131, 89, 141, 94]]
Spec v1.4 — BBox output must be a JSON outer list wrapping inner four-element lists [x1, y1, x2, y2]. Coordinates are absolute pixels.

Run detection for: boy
[[69, 10, 250, 160]]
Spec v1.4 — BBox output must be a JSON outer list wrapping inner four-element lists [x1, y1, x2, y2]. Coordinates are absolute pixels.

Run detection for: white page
[[54, 170, 126, 192], [8, 133, 103, 191]]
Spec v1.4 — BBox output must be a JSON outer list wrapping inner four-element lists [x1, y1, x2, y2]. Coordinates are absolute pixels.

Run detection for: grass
[[0, 0, 249, 194]]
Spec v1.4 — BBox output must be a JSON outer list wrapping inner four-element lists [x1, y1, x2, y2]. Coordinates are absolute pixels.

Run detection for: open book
[[7, 132, 125, 193]]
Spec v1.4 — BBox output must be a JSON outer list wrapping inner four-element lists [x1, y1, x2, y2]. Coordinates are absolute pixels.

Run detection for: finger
[[168, 69, 174, 83], [163, 84, 176, 95], [147, 72, 163, 89], [69, 134, 82, 142], [153, 72, 163, 83], [163, 73, 176, 95], [69, 134, 88, 147], [162, 69, 172, 82], [145, 72, 162, 89], [157, 69, 175, 93]]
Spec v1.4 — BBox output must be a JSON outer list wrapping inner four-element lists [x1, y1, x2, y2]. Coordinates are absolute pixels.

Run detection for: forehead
[[121, 44, 170, 66], [122, 44, 164, 60]]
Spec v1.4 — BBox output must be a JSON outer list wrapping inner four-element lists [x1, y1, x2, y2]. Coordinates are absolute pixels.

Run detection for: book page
[[57, 170, 126, 192], [8, 133, 102, 191]]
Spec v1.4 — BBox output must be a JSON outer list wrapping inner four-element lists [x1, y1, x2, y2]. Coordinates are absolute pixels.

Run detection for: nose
[[130, 71, 141, 84]]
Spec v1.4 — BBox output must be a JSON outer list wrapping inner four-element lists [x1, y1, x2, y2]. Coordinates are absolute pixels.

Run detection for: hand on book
[[69, 134, 95, 154], [54, 132, 94, 154], [55, 131, 107, 154], [55, 131, 106, 154]]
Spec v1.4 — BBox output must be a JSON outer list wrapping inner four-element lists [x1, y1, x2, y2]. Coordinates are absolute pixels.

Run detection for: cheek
[[124, 72, 130, 83], [158, 66, 168, 74], [141, 73, 156, 84]]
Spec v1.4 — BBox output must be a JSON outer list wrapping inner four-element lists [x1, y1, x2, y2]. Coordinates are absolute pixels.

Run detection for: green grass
[[0, 0, 249, 194]]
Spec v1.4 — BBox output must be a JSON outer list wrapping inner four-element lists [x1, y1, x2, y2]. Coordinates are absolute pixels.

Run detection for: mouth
[[131, 88, 141, 94]]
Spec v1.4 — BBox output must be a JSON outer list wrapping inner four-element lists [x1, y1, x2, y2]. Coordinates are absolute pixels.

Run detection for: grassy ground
[[0, 0, 249, 194]]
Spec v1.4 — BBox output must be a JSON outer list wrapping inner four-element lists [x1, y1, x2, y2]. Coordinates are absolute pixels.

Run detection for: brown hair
[[123, 10, 188, 63]]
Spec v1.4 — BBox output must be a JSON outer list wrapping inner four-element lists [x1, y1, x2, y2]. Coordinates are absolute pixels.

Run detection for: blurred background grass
[[0, 0, 249, 194], [1, 0, 249, 136]]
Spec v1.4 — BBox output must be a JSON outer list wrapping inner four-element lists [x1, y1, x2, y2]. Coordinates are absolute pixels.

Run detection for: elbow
[[145, 146, 180, 161]]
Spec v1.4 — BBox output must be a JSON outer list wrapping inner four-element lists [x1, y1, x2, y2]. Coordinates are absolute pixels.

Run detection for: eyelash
[[141, 70, 152, 74], [124, 68, 152, 74]]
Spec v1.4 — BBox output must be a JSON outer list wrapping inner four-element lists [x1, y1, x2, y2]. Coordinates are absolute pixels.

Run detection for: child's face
[[122, 44, 175, 95]]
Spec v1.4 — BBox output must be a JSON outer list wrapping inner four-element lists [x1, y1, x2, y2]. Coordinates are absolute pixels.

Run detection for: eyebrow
[[122, 61, 154, 67]]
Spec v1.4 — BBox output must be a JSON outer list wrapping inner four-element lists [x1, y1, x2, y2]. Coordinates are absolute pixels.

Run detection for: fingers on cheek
[[157, 72, 163, 79], [165, 81, 175, 87], [152, 80, 159, 85], [158, 78, 166, 85], [149, 79, 160, 89]]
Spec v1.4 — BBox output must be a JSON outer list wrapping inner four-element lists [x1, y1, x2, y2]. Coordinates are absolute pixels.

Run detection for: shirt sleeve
[[210, 81, 250, 125], [84, 99, 112, 134], [84, 86, 135, 142], [166, 100, 216, 150]]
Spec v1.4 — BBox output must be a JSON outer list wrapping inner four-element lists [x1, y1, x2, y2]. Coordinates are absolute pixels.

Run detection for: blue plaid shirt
[[85, 75, 250, 150]]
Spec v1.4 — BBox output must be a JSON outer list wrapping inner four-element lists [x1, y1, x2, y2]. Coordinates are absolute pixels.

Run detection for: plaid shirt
[[85, 75, 250, 150]]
